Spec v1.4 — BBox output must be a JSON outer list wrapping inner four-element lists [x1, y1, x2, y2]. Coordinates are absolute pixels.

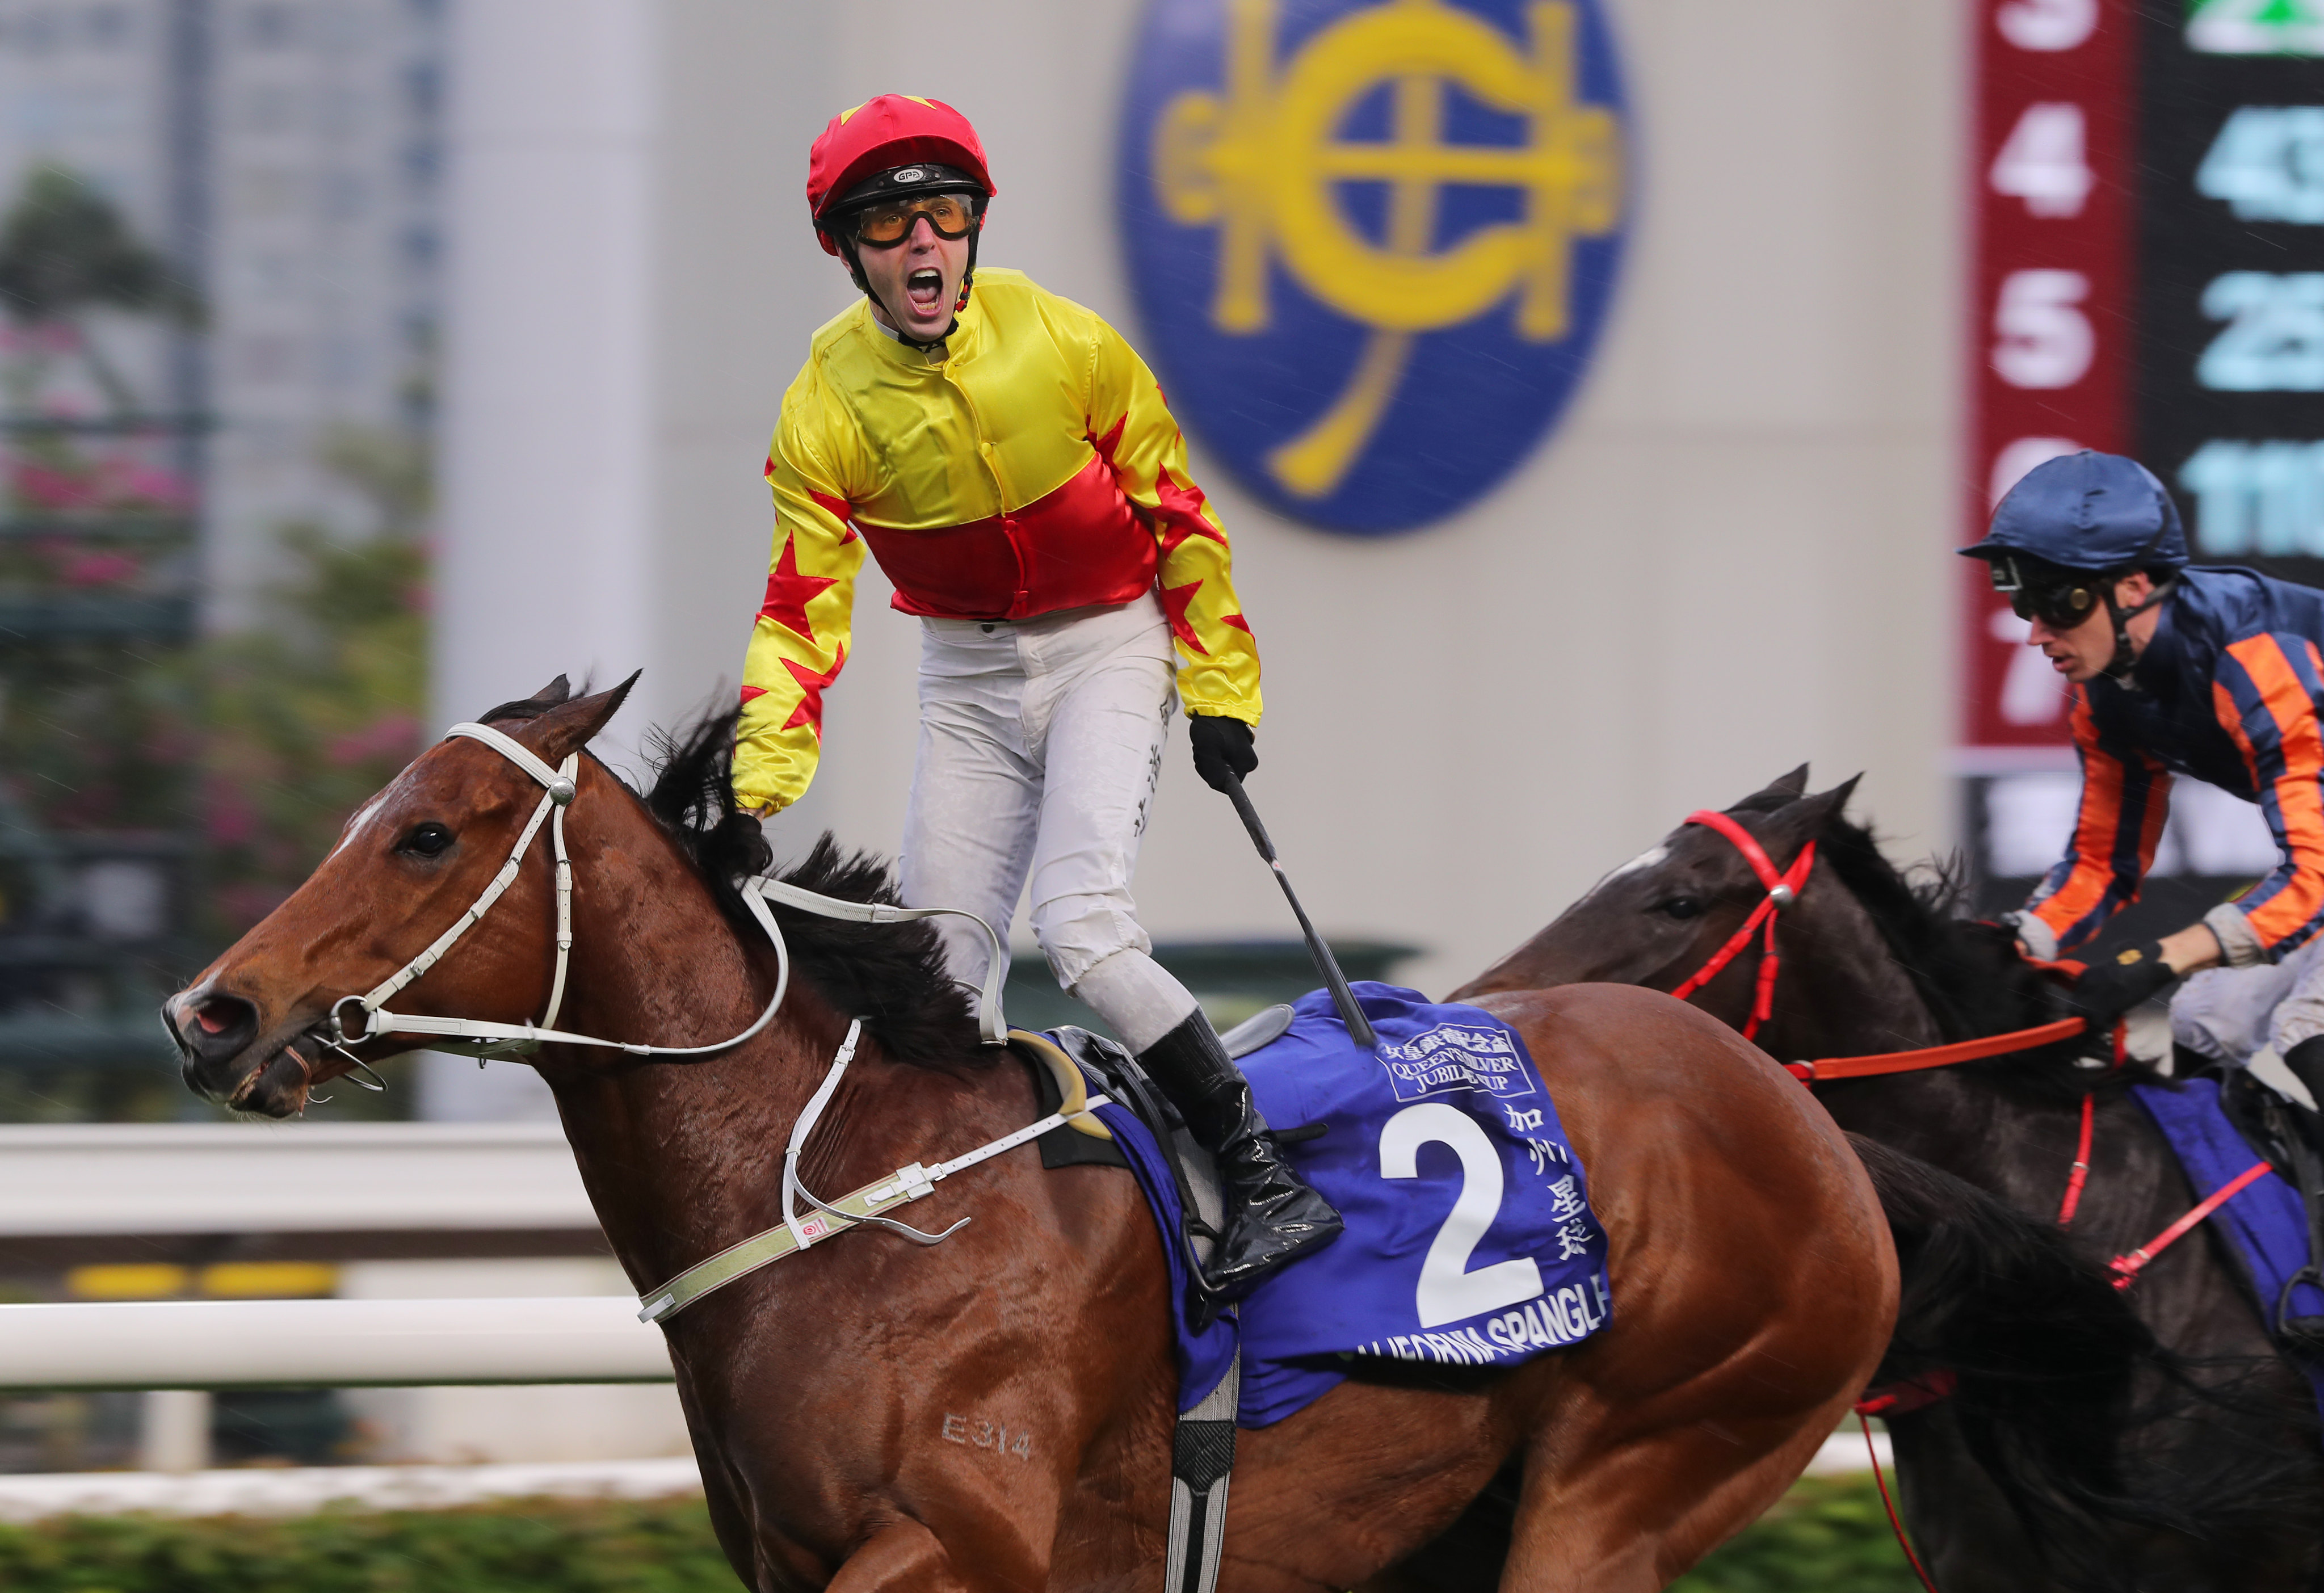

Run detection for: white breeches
[[2171, 934, 2324, 1066], [898, 592, 1200, 1052]]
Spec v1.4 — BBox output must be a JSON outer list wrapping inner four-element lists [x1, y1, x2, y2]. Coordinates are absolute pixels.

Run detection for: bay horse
[[161, 681, 2089, 1590], [1459, 767, 2322, 1592]]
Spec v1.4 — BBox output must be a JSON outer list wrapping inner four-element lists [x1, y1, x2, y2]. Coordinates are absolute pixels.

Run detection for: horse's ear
[[525, 669, 641, 764], [1788, 774, 1864, 835], [530, 674, 574, 707], [1730, 763, 1810, 814]]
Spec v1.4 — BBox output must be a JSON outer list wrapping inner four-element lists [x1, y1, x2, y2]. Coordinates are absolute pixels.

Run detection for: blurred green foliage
[[0, 1474, 1924, 1592], [0, 1495, 737, 1593], [0, 167, 198, 330], [193, 428, 429, 942], [1672, 1473, 1922, 1593]]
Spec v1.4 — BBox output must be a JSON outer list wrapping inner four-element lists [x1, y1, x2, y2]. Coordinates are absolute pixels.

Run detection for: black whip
[[1218, 772, 1377, 1050]]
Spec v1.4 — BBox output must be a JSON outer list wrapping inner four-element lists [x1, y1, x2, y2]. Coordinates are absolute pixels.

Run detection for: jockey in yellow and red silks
[[734, 272, 1261, 811], [733, 94, 1338, 1298]]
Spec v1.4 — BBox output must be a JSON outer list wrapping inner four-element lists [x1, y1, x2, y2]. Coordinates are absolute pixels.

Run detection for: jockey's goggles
[[851, 192, 978, 247], [1984, 552, 2107, 630]]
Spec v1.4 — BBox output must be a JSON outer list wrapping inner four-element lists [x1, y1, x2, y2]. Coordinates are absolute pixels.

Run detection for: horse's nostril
[[173, 991, 259, 1060]]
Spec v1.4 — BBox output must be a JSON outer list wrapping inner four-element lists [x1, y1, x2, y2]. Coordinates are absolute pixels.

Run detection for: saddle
[[1015, 1011, 1292, 1593], [1018, 1003, 1299, 1185], [2212, 1064, 2324, 1351]]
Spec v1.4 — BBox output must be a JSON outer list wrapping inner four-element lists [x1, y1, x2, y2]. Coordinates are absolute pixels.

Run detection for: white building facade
[[439, 0, 1964, 1007]]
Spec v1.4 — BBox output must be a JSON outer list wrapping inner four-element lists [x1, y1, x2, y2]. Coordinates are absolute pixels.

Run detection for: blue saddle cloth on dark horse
[[2132, 1075, 2324, 1420], [1072, 982, 1613, 1429]]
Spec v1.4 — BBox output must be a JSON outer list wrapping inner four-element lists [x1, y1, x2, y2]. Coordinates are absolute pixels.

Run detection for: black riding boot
[[1137, 1010, 1343, 1297], [2273, 1037, 2324, 1351], [2284, 1036, 2324, 1120]]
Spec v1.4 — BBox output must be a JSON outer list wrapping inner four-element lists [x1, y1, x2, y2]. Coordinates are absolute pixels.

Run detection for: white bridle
[[307, 717, 1120, 1323], [326, 720, 1012, 1058]]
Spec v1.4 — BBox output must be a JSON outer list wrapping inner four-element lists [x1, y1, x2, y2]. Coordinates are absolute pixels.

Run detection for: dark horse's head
[[1453, 766, 1861, 1017], [1453, 763, 2080, 1076], [162, 676, 644, 1116]]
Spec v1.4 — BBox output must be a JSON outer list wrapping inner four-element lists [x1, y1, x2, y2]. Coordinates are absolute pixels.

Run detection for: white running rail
[[0, 1123, 594, 1237], [0, 1297, 671, 1390]]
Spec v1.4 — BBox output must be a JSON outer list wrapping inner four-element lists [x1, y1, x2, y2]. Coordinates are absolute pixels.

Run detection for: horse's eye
[[398, 822, 453, 859], [1658, 897, 1704, 921]]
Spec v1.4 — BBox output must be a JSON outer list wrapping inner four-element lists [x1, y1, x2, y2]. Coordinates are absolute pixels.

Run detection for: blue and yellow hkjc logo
[[1121, 0, 1629, 534]]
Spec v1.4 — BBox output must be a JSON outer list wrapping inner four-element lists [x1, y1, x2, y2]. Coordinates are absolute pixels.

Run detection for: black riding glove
[[2068, 939, 2178, 1034], [1189, 714, 1257, 795]]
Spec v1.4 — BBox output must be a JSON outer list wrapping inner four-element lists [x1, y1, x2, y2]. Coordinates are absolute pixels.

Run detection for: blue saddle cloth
[[2131, 1077, 2324, 1415], [1077, 982, 1612, 1430]]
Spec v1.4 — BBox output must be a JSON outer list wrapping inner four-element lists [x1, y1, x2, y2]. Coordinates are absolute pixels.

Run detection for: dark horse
[[161, 682, 2130, 1590], [1460, 766, 2323, 1592]]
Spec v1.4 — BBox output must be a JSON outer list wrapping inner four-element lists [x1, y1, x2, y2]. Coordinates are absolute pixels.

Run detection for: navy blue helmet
[[1960, 450, 2189, 578], [1960, 451, 2186, 677]]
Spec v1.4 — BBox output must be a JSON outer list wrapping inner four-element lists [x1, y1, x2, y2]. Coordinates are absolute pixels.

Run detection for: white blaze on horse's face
[[329, 794, 390, 860], [1585, 845, 1669, 900]]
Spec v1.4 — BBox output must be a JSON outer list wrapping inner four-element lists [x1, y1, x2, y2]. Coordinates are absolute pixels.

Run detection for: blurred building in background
[[0, 0, 443, 1125], [0, 0, 446, 621]]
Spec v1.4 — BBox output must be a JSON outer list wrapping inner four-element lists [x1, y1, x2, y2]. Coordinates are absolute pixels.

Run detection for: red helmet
[[806, 95, 995, 257]]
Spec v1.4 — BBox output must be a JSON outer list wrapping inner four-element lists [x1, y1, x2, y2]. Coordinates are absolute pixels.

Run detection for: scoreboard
[[1965, 0, 2321, 909], [2137, 4, 2324, 586]]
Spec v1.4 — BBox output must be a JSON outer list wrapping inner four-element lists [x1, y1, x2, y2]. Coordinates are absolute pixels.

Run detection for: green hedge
[[0, 1474, 1920, 1592], [0, 1497, 739, 1593]]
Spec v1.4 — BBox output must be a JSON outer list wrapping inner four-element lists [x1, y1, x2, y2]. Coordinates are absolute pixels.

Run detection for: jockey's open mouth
[[905, 267, 944, 314]]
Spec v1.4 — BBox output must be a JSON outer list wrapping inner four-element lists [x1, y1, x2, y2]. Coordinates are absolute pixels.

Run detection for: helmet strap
[[2102, 574, 2177, 681]]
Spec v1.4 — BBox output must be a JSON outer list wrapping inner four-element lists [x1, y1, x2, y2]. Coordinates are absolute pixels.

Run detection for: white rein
[[323, 720, 1109, 1324], [327, 720, 1011, 1058]]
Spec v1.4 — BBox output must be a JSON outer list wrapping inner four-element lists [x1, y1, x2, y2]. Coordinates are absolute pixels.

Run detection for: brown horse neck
[[524, 769, 848, 1293], [525, 768, 1020, 1300]]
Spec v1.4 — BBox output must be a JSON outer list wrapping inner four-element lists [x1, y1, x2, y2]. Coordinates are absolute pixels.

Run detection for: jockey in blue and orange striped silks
[[730, 95, 1339, 1297], [1962, 450, 2324, 1114]]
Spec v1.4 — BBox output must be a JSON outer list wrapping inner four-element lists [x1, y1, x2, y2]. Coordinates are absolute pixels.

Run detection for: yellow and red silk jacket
[[734, 269, 1260, 813]]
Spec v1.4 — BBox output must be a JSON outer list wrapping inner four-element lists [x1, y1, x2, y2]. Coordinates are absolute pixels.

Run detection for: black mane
[[482, 683, 983, 1068], [1813, 808, 2160, 1102]]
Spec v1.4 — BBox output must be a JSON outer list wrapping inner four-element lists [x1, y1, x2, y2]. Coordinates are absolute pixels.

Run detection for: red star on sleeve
[[780, 644, 847, 735], [1161, 579, 1207, 657], [759, 534, 839, 641], [1151, 465, 1226, 557]]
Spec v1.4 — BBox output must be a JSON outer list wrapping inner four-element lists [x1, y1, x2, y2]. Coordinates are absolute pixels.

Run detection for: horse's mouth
[[200, 1029, 327, 1119]]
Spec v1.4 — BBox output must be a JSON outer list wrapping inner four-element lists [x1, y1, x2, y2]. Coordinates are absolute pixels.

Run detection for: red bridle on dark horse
[[1666, 810, 1816, 1043], [1671, 807, 2276, 1593], [1672, 809, 2264, 1272]]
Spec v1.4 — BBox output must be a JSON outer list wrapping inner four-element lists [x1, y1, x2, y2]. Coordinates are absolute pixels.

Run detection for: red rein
[[1668, 811, 2299, 1593], [1672, 812, 2272, 1282]]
